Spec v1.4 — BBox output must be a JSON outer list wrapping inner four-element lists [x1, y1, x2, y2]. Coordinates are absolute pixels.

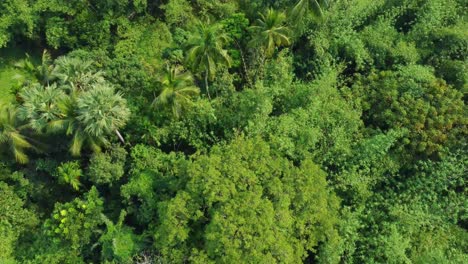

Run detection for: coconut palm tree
[[249, 8, 291, 58], [152, 65, 200, 119], [291, 0, 330, 20], [0, 104, 34, 164], [185, 21, 231, 99]]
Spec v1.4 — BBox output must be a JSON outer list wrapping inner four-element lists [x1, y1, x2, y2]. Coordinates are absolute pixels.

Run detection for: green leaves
[[55, 161, 82, 190], [98, 211, 141, 263], [152, 65, 200, 119], [76, 84, 130, 139], [249, 9, 291, 57], [0, 0, 35, 47], [291, 0, 330, 21], [0, 182, 38, 261], [87, 146, 126, 186], [356, 65, 465, 156], [185, 21, 232, 97], [44, 187, 103, 251], [153, 137, 340, 263], [18, 83, 65, 132], [14, 54, 131, 156], [0, 104, 34, 164]]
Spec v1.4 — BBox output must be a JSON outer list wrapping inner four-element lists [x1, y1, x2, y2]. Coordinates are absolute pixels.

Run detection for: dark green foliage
[[0, 0, 35, 47], [354, 65, 465, 156], [87, 146, 127, 185]]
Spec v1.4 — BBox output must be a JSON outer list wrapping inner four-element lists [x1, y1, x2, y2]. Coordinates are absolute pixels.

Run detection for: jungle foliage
[[0, 0, 466, 263]]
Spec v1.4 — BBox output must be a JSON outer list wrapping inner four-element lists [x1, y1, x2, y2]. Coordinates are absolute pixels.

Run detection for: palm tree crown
[[48, 83, 131, 156], [53, 56, 105, 91], [292, 0, 330, 20], [185, 21, 231, 98], [152, 65, 200, 119], [18, 83, 66, 132], [250, 8, 291, 57], [76, 84, 130, 139], [0, 104, 34, 164], [14, 50, 56, 86]]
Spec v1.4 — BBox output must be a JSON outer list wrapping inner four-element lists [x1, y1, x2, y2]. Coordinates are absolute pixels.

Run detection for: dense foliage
[[0, 0, 466, 263]]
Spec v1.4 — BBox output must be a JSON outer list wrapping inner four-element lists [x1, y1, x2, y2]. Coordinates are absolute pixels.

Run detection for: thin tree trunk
[[235, 40, 252, 87], [115, 130, 125, 144], [205, 71, 211, 99]]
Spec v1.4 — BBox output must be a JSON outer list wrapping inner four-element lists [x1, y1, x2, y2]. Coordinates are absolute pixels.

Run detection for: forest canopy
[[0, 0, 466, 263]]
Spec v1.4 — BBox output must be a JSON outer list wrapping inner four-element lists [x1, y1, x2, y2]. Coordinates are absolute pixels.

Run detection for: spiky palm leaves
[[14, 50, 56, 86], [13, 54, 130, 158], [0, 104, 34, 164], [185, 21, 231, 99], [53, 57, 105, 91], [50, 84, 130, 156], [18, 83, 65, 132], [152, 66, 200, 119], [250, 9, 291, 58], [292, 0, 330, 20], [77, 84, 130, 142]]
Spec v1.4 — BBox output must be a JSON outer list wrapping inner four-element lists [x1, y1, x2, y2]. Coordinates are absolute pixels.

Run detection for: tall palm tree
[[152, 65, 200, 119], [291, 0, 330, 20], [249, 8, 291, 58], [18, 83, 66, 132], [185, 21, 232, 99], [0, 104, 34, 164]]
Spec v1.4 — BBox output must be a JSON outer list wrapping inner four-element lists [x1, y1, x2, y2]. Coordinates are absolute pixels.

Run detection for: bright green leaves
[[0, 0, 35, 47], [0, 182, 38, 261], [152, 65, 200, 119], [152, 137, 340, 263], [99, 211, 141, 263], [55, 161, 82, 190], [249, 9, 291, 58], [44, 187, 103, 250], [185, 21, 232, 98], [266, 69, 362, 165]]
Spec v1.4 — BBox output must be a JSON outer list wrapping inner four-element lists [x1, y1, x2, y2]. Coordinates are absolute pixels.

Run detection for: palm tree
[[76, 84, 130, 142], [47, 94, 95, 156], [18, 83, 66, 132], [0, 104, 34, 164], [185, 21, 232, 99], [152, 65, 200, 119], [14, 50, 56, 86], [53, 56, 105, 91], [249, 8, 291, 58], [291, 0, 330, 20], [48, 83, 130, 156]]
